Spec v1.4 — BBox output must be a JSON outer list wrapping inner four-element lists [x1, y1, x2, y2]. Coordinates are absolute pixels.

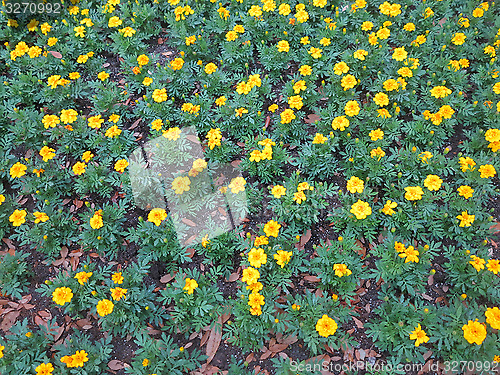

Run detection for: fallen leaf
[[200, 329, 211, 347], [299, 229, 312, 249], [48, 51, 62, 58], [0, 310, 20, 331], [227, 272, 239, 282], [108, 360, 130, 370], [304, 113, 321, 124], [160, 273, 176, 283], [129, 118, 141, 130], [269, 343, 289, 352], [245, 353, 255, 363], [352, 316, 364, 329], [181, 218, 197, 227], [303, 275, 320, 283], [206, 316, 223, 364], [260, 349, 273, 360]]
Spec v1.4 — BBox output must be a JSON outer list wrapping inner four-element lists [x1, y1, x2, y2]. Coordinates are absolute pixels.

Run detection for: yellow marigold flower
[[120, 27, 136, 37], [316, 315, 337, 338], [300, 36, 310, 45], [9, 209, 27, 226], [373, 93, 389, 107], [462, 320, 486, 345], [163, 127, 182, 140], [74, 26, 86, 38], [248, 292, 265, 308], [72, 162, 87, 176], [405, 186, 424, 201], [472, 8, 484, 17], [308, 47, 322, 59], [60, 109, 78, 124], [485, 128, 500, 143], [350, 200, 371, 219], [248, 248, 267, 268], [277, 40, 290, 52], [341, 74, 357, 91], [96, 299, 114, 316], [487, 259, 500, 274], [457, 185, 473, 199], [346, 176, 364, 193], [171, 176, 191, 194], [264, 220, 281, 238], [112, 272, 124, 284], [204, 62, 217, 74], [331, 116, 349, 131], [368, 128, 383, 141], [319, 37, 331, 46], [142, 358, 149, 367], [148, 208, 167, 226], [226, 30, 238, 41], [280, 108, 296, 124], [228, 177, 246, 194], [288, 95, 303, 110], [295, 9, 309, 23], [293, 191, 306, 204], [274, 250, 292, 267], [333, 263, 352, 277], [75, 271, 92, 285], [312, 133, 328, 144], [52, 287, 73, 306], [370, 147, 385, 160], [423, 174, 442, 191], [170, 57, 184, 70], [105, 125, 121, 138], [381, 200, 397, 215], [361, 21, 373, 31], [248, 5, 263, 17], [279, 3, 291, 15], [334, 61, 349, 75], [392, 47, 407, 61], [377, 27, 390, 40], [399, 246, 419, 263], [404, 22, 416, 31], [293, 80, 307, 94], [451, 32, 466, 45], [114, 159, 129, 173], [235, 107, 248, 117], [353, 49, 368, 60], [0, 195, 5, 206], [457, 211, 475, 227], [485, 307, 500, 329], [108, 16, 122, 27], [268, 104, 279, 113], [344, 100, 360, 117], [35, 363, 54, 374], [430, 86, 452, 99], [479, 164, 496, 178], [383, 79, 398, 92], [271, 185, 286, 198], [89, 210, 103, 229], [242, 267, 260, 285], [88, 114, 104, 129], [152, 88, 168, 103], [410, 324, 429, 347], [368, 32, 378, 46], [33, 211, 49, 224], [233, 24, 245, 33]]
